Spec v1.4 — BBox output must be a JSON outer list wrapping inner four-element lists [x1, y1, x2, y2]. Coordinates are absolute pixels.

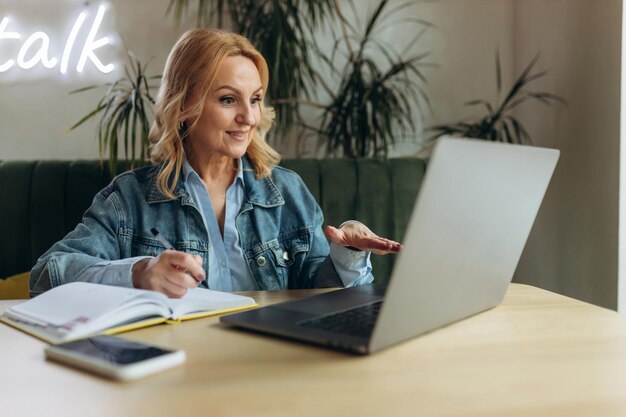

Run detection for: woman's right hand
[[131, 251, 205, 298]]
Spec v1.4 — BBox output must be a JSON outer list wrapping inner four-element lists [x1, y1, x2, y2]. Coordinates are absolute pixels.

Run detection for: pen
[[151, 228, 204, 284], [151, 228, 174, 250]]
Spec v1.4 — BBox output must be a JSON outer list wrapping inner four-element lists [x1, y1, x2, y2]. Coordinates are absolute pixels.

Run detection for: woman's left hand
[[324, 221, 402, 255]]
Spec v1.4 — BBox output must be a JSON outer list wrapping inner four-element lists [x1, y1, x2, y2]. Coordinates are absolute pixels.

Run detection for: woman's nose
[[236, 104, 257, 126]]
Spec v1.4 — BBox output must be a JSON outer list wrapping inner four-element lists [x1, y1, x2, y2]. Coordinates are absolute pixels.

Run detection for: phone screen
[[56, 335, 176, 365]]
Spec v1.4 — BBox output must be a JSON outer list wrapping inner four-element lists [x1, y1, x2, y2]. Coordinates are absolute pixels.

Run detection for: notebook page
[[8, 282, 167, 326], [167, 287, 255, 319]]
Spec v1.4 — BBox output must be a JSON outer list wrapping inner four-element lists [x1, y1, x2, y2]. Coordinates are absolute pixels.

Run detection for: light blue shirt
[[75, 158, 373, 291], [182, 158, 257, 291]]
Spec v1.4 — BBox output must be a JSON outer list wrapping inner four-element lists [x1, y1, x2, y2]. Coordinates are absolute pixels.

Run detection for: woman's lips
[[227, 130, 249, 141]]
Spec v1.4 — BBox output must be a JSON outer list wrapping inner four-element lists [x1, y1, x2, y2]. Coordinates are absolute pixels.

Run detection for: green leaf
[[429, 52, 564, 145], [69, 51, 158, 170]]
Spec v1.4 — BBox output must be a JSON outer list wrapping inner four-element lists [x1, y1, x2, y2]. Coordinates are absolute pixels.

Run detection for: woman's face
[[186, 55, 263, 162]]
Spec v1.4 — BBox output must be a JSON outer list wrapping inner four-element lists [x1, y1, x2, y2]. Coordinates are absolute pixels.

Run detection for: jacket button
[[256, 256, 266, 267]]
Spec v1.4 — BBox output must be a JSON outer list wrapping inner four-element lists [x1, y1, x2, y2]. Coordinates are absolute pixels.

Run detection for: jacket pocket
[[131, 236, 163, 257], [247, 232, 310, 290], [131, 234, 208, 260], [270, 233, 310, 267]]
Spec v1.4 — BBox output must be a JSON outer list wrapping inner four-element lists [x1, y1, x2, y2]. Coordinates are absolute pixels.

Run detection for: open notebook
[[1, 282, 257, 344]]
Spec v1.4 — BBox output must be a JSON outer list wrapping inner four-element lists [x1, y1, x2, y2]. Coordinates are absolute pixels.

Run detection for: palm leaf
[[428, 53, 564, 145], [314, 0, 431, 157], [69, 52, 159, 174]]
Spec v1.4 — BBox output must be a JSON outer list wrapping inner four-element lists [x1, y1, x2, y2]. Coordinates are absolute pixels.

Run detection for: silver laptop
[[220, 137, 560, 354]]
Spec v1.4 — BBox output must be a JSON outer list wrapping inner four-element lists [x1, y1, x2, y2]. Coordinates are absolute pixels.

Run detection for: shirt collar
[[182, 155, 244, 187], [147, 155, 283, 207]]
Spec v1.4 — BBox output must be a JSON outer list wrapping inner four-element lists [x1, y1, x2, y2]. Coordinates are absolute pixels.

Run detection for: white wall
[[621, 0, 626, 313], [0, 0, 191, 160], [512, 0, 622, 309]]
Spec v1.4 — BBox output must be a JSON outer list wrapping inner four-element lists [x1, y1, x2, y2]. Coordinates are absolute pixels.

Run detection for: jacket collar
[[145, 155, 284, 207], [241, 156, 284, 207], [146, 164, 188, 204]]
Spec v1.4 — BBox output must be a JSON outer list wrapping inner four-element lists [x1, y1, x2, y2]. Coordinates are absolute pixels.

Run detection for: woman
[[29, 29, 401, 298]]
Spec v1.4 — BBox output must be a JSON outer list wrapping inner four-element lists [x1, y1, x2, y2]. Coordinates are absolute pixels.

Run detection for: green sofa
[[0, 158, 426, 290]]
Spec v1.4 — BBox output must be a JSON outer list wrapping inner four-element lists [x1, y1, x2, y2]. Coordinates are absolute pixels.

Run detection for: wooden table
[[2, 283, 626, 417]]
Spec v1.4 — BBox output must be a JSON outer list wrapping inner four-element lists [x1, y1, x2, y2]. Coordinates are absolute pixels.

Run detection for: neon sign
[[0, 4, 115, 77]]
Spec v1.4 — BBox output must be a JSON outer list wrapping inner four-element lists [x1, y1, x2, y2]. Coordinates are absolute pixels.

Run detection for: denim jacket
[[29, 156, 347, 297]]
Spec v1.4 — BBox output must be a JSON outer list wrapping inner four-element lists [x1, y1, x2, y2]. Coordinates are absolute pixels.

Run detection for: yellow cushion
[[0, 272, 29, 300]]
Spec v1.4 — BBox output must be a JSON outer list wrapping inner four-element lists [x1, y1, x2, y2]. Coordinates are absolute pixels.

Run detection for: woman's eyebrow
[[214, 85, 264, 95]]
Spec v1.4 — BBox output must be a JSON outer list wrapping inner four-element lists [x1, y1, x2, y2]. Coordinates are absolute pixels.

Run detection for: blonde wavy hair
[[149, 29, 281, 199]]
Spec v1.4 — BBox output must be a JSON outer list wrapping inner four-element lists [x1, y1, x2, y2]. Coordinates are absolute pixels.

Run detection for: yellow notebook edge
[[165, 302, 259, 323], [102, 316, 169, 336], [1, 302, 259, 344], [103, 302, 258, 330]]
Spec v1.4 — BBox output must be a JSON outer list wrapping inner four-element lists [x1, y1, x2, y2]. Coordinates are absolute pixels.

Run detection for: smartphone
[[44, 335, 186, 381]]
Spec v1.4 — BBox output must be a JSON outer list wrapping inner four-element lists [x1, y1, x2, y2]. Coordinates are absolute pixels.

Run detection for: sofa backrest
[[0, 158, 426, 284]]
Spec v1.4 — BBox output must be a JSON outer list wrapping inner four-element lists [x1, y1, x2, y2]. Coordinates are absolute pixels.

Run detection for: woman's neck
[[189, 154, 236, 181]]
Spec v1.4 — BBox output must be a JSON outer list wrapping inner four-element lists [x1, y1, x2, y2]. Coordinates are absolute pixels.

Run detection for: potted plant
[[305, 0, 432, 158], [69, 52, 160, 174], [428, 52, 565, 144]]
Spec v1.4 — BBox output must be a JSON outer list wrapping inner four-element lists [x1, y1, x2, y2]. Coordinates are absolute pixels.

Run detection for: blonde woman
[[30, 29, 401, 298]]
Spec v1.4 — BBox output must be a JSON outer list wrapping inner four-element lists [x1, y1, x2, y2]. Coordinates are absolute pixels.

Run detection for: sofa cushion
[[0, 272, 29, 300]]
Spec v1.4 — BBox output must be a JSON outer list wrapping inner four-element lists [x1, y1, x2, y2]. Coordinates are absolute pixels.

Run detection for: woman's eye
[[251, 96, 261, 106], [220, 96, 236, 105]]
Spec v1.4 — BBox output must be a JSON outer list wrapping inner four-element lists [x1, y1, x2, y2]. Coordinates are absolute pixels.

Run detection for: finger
[[374, 236, 403, 249], [159, 281, 189, 299], [162, 251, 206, 282], [371, 245, 403, 255], [356, 238, 394, 252], [176, 263, 206, 283], [164, 270, 200, 289], [324, 225, 348, 246], [352, 237, 403, 253]]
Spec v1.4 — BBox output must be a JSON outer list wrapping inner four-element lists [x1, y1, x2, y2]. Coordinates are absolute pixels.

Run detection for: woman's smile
[[226, 130, 250, 141]]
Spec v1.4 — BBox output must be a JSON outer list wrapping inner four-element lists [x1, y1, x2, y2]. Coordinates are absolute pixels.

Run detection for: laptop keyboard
[[298, 301, 383, 338]]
